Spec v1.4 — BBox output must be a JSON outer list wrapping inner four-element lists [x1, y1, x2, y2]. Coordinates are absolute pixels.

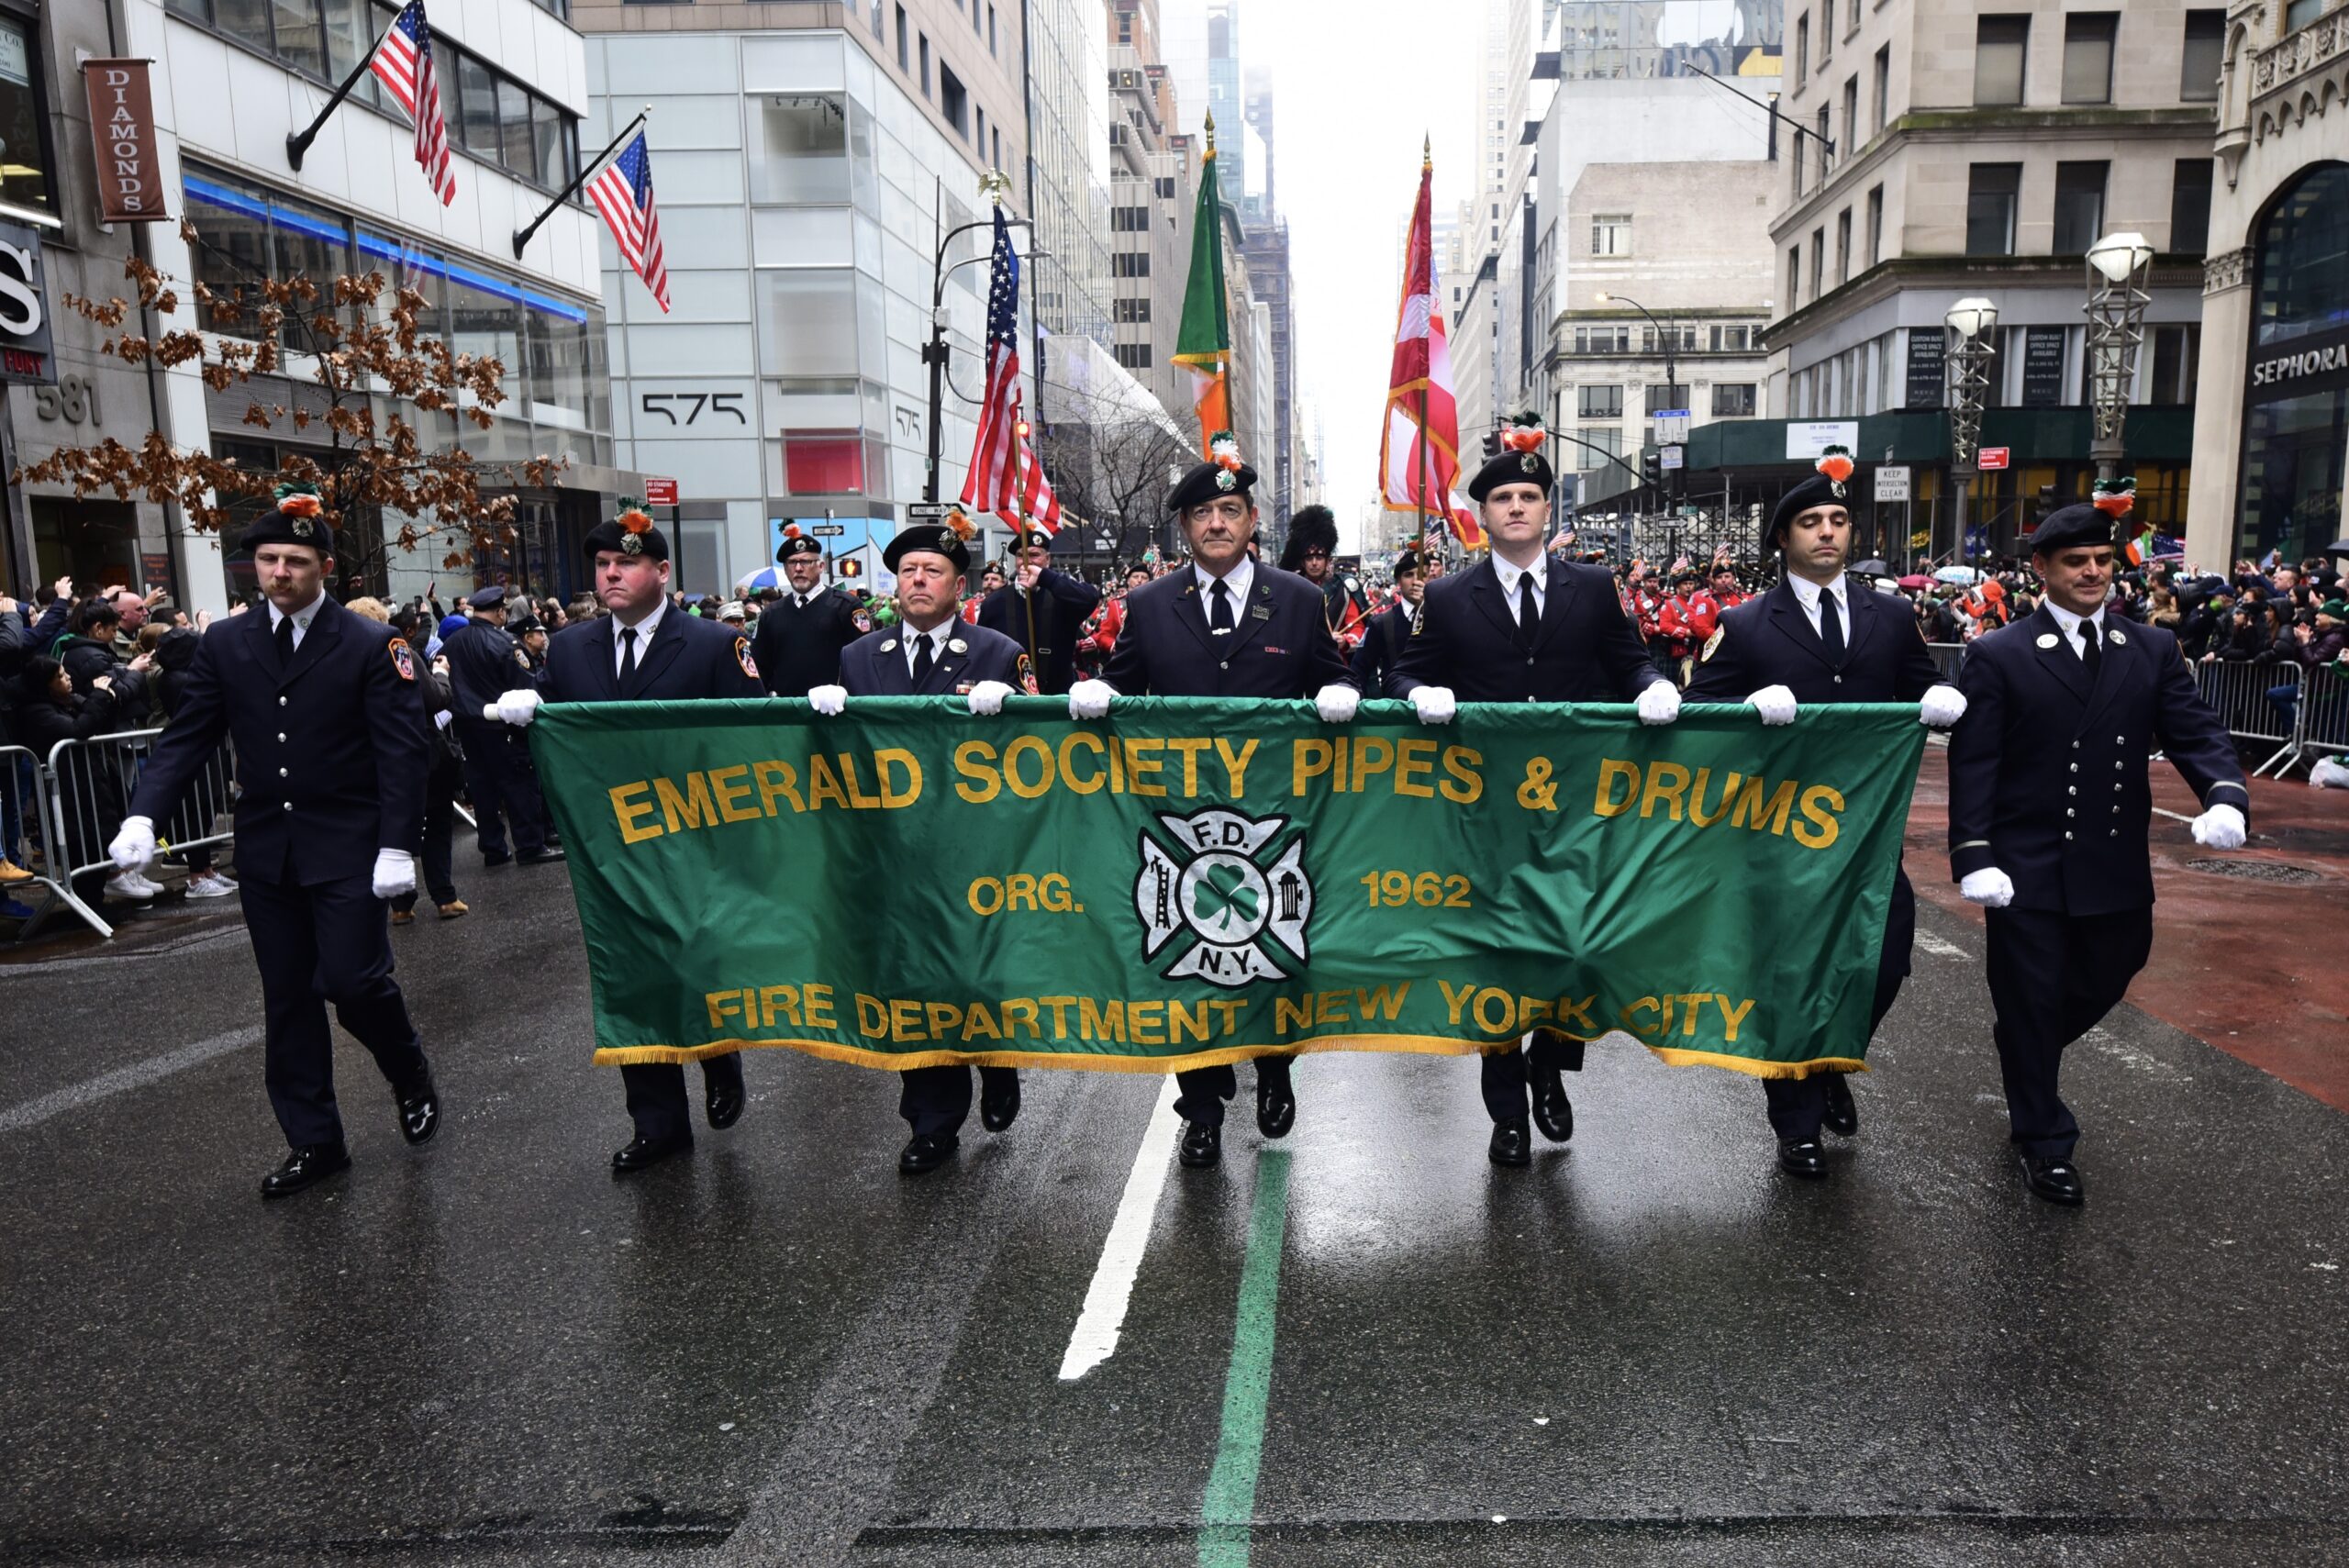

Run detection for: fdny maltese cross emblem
[[1134, 807, 1312, 988]]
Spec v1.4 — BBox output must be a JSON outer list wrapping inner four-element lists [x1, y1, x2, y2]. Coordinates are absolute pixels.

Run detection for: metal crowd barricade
[[16, 726, 238, 940], [1924, 643, 1966, 684], [2289, 662, 2349, 777], [2190, 660, 2303, 777]]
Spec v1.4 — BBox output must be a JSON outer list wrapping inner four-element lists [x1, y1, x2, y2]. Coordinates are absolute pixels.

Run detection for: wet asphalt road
[[2, 858, 2344, 1567]]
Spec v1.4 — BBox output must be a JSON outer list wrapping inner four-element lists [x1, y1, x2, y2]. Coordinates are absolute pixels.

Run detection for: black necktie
[[796, 595, 808, 610], [2080, 619, 2102, 681], [1208, 579, 1233, 634], [619, 626, 639, 682], [1819, 589, 1844, 661], [911, 632, 935, 686], [1516, 573, 1539, 645], [274, 613, 295, 668]]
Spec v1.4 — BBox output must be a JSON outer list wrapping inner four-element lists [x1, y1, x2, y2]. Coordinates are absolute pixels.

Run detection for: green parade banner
[[529, 699, 1928, 1079]]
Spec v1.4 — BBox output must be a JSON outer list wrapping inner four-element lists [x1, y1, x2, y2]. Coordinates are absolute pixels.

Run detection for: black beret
[[777, 533, 824, 562], [1768, 474, 1854, 542], [1392, 547, 1424, 577], [239, 484, 336, 558], [1467, 445, 1552, 503], [584, 500, 670, 562], [1168, 458, 1257, 514], [884, 525, 971, 574], [2030, 503, 2114, 556]]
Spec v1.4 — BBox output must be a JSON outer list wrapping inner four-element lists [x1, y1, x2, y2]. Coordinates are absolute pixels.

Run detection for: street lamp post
[[922, 170, 1029, 505], [1943, 296, 1998, 567], [2084, 230, 2156, 486], [1597, 291, 1679, 513]]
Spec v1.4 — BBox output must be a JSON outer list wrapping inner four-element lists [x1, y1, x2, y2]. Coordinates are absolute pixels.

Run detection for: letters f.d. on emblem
[[1134, 807, 1312, 989]]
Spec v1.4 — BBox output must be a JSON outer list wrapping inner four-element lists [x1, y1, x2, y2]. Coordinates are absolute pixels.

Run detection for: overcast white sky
[[1247, 1, 1486, 548]]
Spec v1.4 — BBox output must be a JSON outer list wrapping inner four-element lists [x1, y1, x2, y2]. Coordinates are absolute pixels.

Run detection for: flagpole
[[514, 106, 651, 259], [286, 18, 398, 171]]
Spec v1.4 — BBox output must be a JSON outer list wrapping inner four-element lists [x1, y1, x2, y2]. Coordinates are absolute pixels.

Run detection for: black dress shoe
[[706, 1084, 743, 1131], [481, 851, 512, 868], [261, 1142, 351, 1199], [518, 846, 567, 865], [980, 1078, 1020, 1132], [1530, 1067, 1574, 1143], [1254, 1078, 1295, 1139], [1777, 1137, 1830, 1179], [898, 1132, 959, 1175], [611, 1133, 691, 1173], [395, 1076, 440, 1146], [1488, 1118, 1531, 1167], [2018, 1152, 2085, 1206], [1178, 1119, 1221, 1168], [1822, 1073, 1859, 1137]]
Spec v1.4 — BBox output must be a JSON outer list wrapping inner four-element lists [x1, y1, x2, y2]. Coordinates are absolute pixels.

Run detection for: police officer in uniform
[[1073, 439, 1359, 1168], [811, 523, 1033, 1175], [1687, 450, 1968, 1177], [1948, 502, 2249, 1205], [1389, 414, 1686, 1167], [488, 502, 765, 1173], [443, 584, 563, 867], [110, 484, 440, 1198], [751, 530, 869, 698], [1350, 542, 1426, 696], [981, 524, 1102, 695]]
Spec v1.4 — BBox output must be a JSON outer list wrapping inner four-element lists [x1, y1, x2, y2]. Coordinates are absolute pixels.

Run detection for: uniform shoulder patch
[[1017, 652, 1039, 695], [852, 608, 874, 633], [514, 645, 531, 669], [1699, 626, 1725, 663], [734, 636, 759, 680], [389, 639, 417, 682]]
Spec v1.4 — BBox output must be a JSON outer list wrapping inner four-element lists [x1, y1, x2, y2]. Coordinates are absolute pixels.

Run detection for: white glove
[[966, 679, 1013, 717], [1069, 677, 1115, 720], [1746, 684, 1798, 727], [1636, 681, 1681, 726], [109, 815, 157, 873], [495, 689, 541, 727], [1313, 684, 1360, 723], [807, 684, 848, 717], [2189, 802, 2246, 851], [1918, 684, 1967, 728], [1408, 684, 1456, 725], [372, 848, 417, 901], [1960, 868, 2015, 907]]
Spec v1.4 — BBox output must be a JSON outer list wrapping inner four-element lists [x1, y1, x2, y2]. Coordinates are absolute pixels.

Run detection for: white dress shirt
[[268, 594, 327, 651], [2044, 600, 2108, 661], [901, 620, 952, 679], [613, 596, 668, 676], [1195, 556, 1255, 632], [1786, 572, 1851, 639], [1491, 552, 1549, 617]]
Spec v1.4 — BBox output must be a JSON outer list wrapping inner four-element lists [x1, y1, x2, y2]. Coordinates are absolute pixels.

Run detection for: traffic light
[[840, 557, 863, 579], [1641, 450, 1664, 490]]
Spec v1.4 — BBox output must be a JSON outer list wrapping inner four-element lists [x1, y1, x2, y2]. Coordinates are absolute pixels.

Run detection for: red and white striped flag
[[1378, 151, 1478, 546], [1016, 416, 1063, 533], [960, 209, 1027, 517], [369, 1, 456, 206], [585, 130, 670, 313]]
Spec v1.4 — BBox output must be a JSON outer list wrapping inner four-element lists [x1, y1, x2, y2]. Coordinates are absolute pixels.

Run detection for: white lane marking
[[1915, 932, 1969, 960], [0, 1025, 262, 1134], [1058, 1076, 1183, 1381]]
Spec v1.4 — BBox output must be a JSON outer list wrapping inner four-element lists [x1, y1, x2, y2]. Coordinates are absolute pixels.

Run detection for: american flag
[[586, 131, 671, 313], [369, 1, 456, 206], [959, 209, 1060, 531]]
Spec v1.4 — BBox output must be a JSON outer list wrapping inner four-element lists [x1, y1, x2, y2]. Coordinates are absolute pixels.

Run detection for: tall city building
[[573, 0, 1030, 589], [1105, 0, 1201, 425], [8, 0, 615, 615]]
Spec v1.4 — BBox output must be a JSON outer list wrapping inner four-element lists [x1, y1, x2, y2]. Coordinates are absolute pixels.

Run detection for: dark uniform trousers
[[540, 609, 767, 1142], [838, 619, 1030, 1138], [1101, 565, 1351, 1129], [1686, 578, 1946, 1141], [454, 720, 551, 858], [1387, 555, 1662, 1125], [1984, 904, 2153, 1157]]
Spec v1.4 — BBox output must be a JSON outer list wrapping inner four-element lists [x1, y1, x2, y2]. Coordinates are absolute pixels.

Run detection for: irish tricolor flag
[[1173, 114, 1230, 455]]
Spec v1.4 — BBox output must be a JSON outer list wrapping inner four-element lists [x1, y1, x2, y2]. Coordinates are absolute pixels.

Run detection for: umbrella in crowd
[[1935, 565, 1985, 584], [1898, 573, 1933, 590]]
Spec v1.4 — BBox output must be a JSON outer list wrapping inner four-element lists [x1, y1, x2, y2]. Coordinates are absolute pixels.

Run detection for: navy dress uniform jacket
[[1349, 602, 1414, 698], [540, 609, 768, 705], [1685, 579, 1941, 706], [128, 596, 426, 884], [979, 570, 1104, 695], [441, 617, 536, 719], [1387, 558, 1655, 703], [1948, 606, 2247, 916], [1099, 566, 1352, 698], [750, 588, 867, 698], [838, 621, 1028, 697]]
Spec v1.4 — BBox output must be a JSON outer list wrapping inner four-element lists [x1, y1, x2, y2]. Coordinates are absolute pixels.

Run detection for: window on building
[[2286, 0, 2323, 28], [755, 95, 854, 204], [1589, 213, 1631, 256], [1974, 16, 2028, 107], [2052, 161, 2107, 255], [496, 77, 537, 184], [1643, 383, 1690, 415], [2148, 325, 2201, 404], [1787, 245, 1801, 308], [1111, 206, 1151, 232], [1865, 183, 1884, 267], [1836, 206, 1853, 284], [872, 2, 885, 39], [2172, 158, 2214, 254], [785, 435, 866, 495], [940, 64, 968, 136], [918, 34, 930, 97], [1112, 252, 1150, 277], [1710, 325, 1754, 351], [1113, 342, 1152, 369], [970, 0, 981, 35], [988, 4, 997, 54], [1713, 384, 1757, 417], [1575, 424, 1624, 474], [1795, 14, 1809, 88], [992, 127, 1002, 170], [1842, 77, 1859, 151], [0, 10, 55, 218], [2180, 10, 2224, 102], [1815, 106, 1831, 178], [1791, 130, 1805, 197], [1809, 226, 1825, 298], [896, 6, 909, 72], [1818, 6, 1831, 63], [1114, 297, 1151, 323], [1965, 163, 2021, 255], [1578, 384, 1622, 418], [2062, 14, 2117, 106], [1873, 46, 1889, 134]]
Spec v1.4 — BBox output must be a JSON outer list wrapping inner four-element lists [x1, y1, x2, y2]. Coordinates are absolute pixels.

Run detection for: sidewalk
[[1908, 744, 2349, 1114]]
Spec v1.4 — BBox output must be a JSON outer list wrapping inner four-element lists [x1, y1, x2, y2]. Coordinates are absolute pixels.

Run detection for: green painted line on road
[[1198, 1148, 1292, 1568]]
